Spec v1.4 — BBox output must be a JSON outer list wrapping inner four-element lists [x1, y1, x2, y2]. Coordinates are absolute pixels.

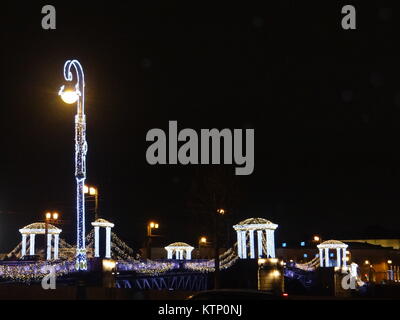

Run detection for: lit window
[[282, 243, 287, 247], [300, 242, 305, 247]]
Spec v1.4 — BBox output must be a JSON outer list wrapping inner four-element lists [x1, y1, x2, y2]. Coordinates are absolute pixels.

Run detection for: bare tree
[[187, 166, 244, 288]]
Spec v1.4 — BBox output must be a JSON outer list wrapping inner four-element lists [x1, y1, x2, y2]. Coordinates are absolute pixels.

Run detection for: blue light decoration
[[282, 242, 287, 247], [59, 60, 88, 271], [303, 253, 308, 258], [300, 241, 305, 247]]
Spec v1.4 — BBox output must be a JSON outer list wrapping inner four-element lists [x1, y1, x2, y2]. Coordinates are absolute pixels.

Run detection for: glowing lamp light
[[313, 236, 320, 242], [89, 187, 97, 196], [59, 88, 79, 104], [83, 185, 89, 194], [150, 222, 155, 228], [271, 270, 280, 277], [364, 260, 369, 265], [258, 258, 266, 265], [52, 212, 59, 220], [154, 223, 159, 229], [45, 212, 52, 220], [200, 237, 207, 244], [61, 91, 78, 104], [388, 260, 392, 264], [102, 259, 116, 271]]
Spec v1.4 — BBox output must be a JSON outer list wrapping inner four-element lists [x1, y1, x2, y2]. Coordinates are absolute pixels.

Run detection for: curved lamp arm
[[61, 59, 85, 114]]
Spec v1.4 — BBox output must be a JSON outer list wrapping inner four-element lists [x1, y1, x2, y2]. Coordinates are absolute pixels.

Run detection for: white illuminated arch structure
[[165, 242, 194, 260], [317, 240, 348, 268], [91, 218, 115, 259], [19, 223, 62, 260], [233, 217, 278, 259]]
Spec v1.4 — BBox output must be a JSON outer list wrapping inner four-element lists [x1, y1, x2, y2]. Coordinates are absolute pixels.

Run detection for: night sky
[[1, 1, 400, 253]]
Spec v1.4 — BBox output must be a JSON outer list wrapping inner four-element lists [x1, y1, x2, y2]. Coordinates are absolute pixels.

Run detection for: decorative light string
[[0, 260, 76, 282]]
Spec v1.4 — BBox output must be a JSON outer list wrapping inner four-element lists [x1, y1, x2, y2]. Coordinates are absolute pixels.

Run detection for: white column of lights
[[233, 218, 278, 260], [54, 234, 59, 260], [47, 233, 52, 261], [324, 248, 329, 267], [249, 230, 255, 258], [166, 249, 172, 259], [269, 229, 276, 258], [257, 230, 263, 258], [266, 229, 275, 258], [342, 248, 347, 268], [21, 234, 27, 257], [319, 248, 324, 267], [241, 231, 247, 258], [29, 234, 36, 255], [336, 247, 341, 267], [105, 227, 112, 258], [94, 226, 100, 257], [186, 248, 193, 260], [236, 230, 243, 258]]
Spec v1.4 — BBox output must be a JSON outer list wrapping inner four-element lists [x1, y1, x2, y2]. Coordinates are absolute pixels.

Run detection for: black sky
[[1, 1, 400, 252]]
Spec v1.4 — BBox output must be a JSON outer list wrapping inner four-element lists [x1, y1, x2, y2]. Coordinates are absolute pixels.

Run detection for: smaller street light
[[198, 236, 208, 259], [44, 211, 60, 260], [146, 221, 160, 259], [84, 185, 99, 220]]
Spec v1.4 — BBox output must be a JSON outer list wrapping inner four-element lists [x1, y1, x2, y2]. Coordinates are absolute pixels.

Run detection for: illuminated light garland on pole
[[59, 60, 88, 271]]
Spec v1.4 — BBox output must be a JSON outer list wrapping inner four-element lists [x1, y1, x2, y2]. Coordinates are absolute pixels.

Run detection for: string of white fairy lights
[[183, 243, 240, 273], [0, 230, 245, 280], [295, 256, 320, 271], [0, 260, 76, 282]]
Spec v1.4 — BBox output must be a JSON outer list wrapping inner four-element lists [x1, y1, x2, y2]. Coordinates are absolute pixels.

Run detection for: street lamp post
[[198, 236, 207, 259], [84, 185, 99, 220], [214, 208, 226, 289], [146, 222, 159, 259], [44, 211, 59, 260], [59, 59, 88, 271]]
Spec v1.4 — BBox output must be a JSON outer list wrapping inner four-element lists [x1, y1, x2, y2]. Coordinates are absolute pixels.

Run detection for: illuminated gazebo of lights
[[165, 242, 194, 260], [91, 218, 115, 259], [19, 223, 62, 260], [317, 240, 348, 268], [233, 218, 278, 259]]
